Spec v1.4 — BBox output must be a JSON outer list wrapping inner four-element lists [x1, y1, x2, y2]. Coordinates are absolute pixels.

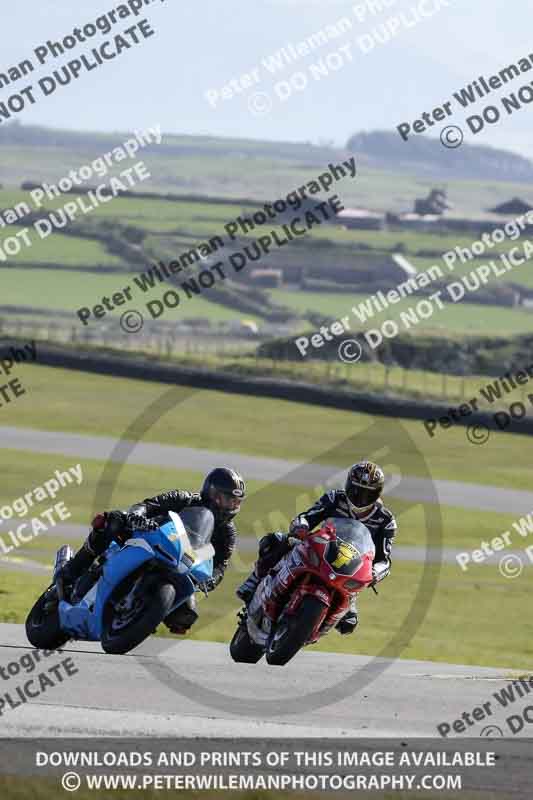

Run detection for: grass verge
[[6, 364, 533, 491]]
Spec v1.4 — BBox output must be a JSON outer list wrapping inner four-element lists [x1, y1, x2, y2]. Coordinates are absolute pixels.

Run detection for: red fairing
[[263, 519, 375, 644]]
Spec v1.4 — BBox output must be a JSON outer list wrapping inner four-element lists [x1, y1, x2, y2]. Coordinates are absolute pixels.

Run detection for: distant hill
[[1, 123, 532, 214], [347, 131, 533, 183], [3, 121, 532, 184], [0, 122, 337, 165]]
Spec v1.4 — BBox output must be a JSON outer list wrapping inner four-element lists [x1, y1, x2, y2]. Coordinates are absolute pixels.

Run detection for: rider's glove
[[126, 512, 159, 533], [197, 578, 217, 595], [91, 513, 107, 531], [198, 566, 225, 594], [91, 510, 127, 538], [106, 510, 128, 535]]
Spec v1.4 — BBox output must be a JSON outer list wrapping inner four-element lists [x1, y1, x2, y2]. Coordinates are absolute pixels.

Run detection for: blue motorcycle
[[25, 507, 215, 655]]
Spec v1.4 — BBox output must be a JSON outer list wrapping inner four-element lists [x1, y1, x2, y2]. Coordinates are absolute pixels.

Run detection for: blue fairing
[[57, 509, 214, 643]]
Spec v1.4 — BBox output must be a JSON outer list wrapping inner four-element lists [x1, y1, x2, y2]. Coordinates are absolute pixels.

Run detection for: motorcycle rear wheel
[[101, 573, 176, 655], [26, 589, 70, 650], [229, 614, 264, 663], [266, 595, 327, 666]]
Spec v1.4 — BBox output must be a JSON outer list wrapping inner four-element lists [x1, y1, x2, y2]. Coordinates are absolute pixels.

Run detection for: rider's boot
[[71, 556, 107, 601], [59, 539, 96, 585], [42, 545, 74, 610], [56, 524, 107, 596], [235, 569, 260, 603], [236, 532, 291, 602]]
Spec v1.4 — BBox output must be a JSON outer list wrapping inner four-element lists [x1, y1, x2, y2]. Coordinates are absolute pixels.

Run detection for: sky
[[3, 0, 533, 159]]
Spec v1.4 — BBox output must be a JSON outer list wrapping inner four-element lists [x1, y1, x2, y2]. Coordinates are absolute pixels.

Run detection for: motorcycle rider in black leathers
[[60, 468, 246, 634], [236, 461, 397, 635]]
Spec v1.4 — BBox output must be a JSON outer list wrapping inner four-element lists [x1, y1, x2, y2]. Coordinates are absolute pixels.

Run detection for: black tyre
[[101, 573, 176, 655], [26, 589, 69, 650], [266, 595, 328, 666], [229, 616, 264, 663]]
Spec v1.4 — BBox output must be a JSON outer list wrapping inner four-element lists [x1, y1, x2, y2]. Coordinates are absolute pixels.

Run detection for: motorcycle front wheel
[[101, 572, 176, 655], [26, 588, 70, 650], [266, 595, 328, 666], [229, 613, 264, 663]]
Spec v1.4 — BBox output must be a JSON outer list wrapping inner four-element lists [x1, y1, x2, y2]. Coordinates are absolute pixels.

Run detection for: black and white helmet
[[201, 468, 246, 520], [345, 461, 385, 514]]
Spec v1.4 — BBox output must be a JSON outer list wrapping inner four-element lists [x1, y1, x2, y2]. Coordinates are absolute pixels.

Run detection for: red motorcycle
[[230, 517, 375, 666]]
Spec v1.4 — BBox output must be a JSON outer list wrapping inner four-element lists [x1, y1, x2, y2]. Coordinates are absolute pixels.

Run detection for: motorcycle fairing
[[57, 510, 214, 641]]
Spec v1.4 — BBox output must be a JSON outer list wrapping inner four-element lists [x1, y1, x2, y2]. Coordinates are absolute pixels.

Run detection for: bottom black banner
[[0, 737, 531, 797]]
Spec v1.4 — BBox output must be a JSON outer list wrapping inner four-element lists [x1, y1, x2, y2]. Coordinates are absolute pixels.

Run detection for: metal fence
[[2, 315, 531, 413]]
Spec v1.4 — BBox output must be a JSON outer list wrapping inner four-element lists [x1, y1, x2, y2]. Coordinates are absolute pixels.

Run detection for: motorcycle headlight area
[[344, 578, 366, 590], [326, 541, 362, 575]]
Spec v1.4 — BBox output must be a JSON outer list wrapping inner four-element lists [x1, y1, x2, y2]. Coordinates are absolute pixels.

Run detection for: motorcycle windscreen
[[178, 506, 215, 550], [324, 517, 375, 576]]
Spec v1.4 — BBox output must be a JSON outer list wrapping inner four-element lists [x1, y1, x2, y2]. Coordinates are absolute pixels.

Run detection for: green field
[[409, 252, 533, 291], [0, 188, 246, 236], [6, 363, 533, 491], [0, 445, 524, 555], [270, 288, 533, 335], [2, 175, 533, 338], [1, 124, 532, 679], [0, 231, 124, 268], [1, 184, 529, 258], [2, 127, 533, 217], [1, 364, 531, 675], [4, 263, 533, 334], [0, 268, 257, 322]]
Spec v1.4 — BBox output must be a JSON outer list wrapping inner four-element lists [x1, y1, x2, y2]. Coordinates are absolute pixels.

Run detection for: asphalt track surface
[[3, 425, 533, 514], [0, 624, 526, 739]]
